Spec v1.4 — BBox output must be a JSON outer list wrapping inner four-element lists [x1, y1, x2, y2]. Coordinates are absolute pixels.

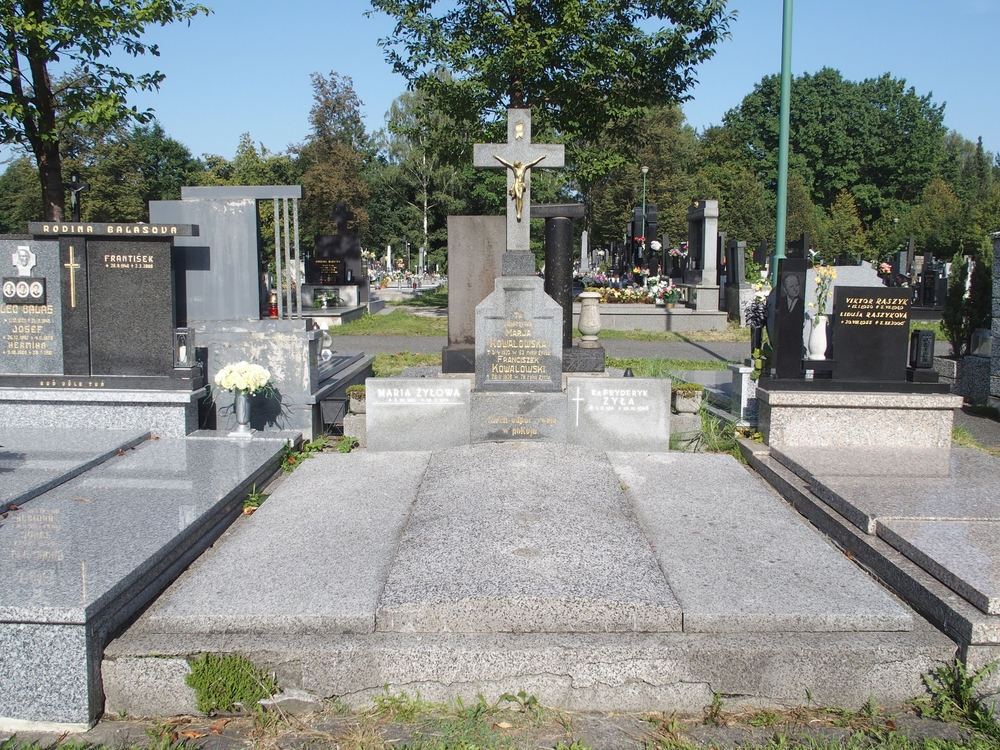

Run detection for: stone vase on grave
[[231, 391, 253, 436], [807, 315, 829, 361]]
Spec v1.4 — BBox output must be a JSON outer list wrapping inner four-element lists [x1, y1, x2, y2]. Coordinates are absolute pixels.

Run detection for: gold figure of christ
[[492, 153, 547, 220]]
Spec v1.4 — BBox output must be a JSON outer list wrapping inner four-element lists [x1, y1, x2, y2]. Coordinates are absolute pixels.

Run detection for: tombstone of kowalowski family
[[833, 287, 910, 382]]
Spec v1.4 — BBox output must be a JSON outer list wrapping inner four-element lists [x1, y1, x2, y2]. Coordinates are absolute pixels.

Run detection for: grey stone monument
[[684, 200, 720, 311], [472, 108, 566, 392]]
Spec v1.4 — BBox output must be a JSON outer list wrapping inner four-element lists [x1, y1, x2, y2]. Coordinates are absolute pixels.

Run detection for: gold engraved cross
[[63, 245, 81, 308]]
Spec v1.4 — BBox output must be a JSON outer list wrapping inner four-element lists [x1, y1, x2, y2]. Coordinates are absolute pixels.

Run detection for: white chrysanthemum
[[215, 362, 272, 395]]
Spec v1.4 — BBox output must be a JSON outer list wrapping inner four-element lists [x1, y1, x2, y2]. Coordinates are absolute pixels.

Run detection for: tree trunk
[[37, 141, 65, 221]]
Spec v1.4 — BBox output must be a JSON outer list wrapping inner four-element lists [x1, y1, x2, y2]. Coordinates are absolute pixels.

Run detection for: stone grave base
[[757, 386, 963, 449], [365, 377, 673, 452], [0, 387, 206, 438], [102, 445, 954, 718], [0, 428, 297, 731], [572, 302, 727, 333], [744, 442, 1000, 717]]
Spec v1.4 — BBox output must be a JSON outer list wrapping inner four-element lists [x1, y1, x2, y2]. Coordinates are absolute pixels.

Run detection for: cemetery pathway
[[327, 333, 748, 362]]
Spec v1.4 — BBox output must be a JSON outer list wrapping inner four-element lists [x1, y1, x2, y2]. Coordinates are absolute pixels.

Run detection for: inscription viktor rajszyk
[[485, 311, 550, 381], [839, 296, 908, 327]]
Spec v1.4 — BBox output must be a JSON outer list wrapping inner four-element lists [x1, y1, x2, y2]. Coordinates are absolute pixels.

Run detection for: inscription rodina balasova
[[28, 222, 197, 237]]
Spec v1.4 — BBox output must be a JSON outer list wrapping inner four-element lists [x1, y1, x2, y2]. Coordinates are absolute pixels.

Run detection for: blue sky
[[10, 1, 1000, 162]]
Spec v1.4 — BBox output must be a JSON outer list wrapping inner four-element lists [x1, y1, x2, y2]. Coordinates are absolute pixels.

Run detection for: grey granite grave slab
[[0, 436, 286, 729], [376, 443, 682, 633], [608, 452, 913, 633], [470, 391, 566, 442], [565, 377, 671, 451], [0, 428, 148, 511], [131, 452, 431, 636], [772, 446, 953, 480], [366, 377, 470, 451], [877, 520, 1000, 616], [475, 275, 563, 392], [775, 445, 1000, 535]]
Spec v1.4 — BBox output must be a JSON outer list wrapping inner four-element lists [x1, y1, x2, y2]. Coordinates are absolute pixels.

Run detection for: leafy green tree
[[723, 68, 946, 224], [816, 189, 870, 263], [370, 0, 733, 196], [0, 0, 210, 219], [941, 246, 993, 357], [60, 121, 203, 221], [0, 155, 42, 231], [294, 72, 371, 245]]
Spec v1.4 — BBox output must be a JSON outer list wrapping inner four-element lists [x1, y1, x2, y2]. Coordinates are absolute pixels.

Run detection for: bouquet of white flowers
[[214, 361, 273, 396]]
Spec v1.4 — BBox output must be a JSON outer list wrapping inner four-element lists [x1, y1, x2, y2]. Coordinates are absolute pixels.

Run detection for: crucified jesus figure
[[492, 153, 547, 220]]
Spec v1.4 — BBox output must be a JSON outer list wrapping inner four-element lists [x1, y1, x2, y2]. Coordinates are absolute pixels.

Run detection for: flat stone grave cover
[[833, 286, 910, 381], [376, 443, 682, 633], [565, 377, 671, 451], [470, 391, 566, 442], [1, 238, 61, 375], [366, 377, 471, 451], [475, 275, 563, 392], [0, 435, 285, 727], [0, 427, 148, 511]]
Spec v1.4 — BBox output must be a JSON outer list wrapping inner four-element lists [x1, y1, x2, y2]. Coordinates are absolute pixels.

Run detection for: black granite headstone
[[88, 239, 175, 376], [308, 202, 363, 285], [753, 240, 768, 268], [787, 233, 809, 259], [725, 240, 746, 289], [0, 223, 199, 389], [773, 258, 808, 379], [833, 287, 910, 381]]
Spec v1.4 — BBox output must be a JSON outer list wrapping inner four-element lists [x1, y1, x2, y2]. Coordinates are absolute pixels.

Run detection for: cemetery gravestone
[[2, 223, 200, 389], [683, 200, 720, 311], [306, 201, 368, 307], [773, 258, 808, 379], [565, 377, 671, 451], [834, 287, 911, 382]]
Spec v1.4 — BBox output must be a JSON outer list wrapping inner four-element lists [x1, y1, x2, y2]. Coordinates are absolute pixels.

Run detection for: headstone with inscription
[[366, 377, 471, 451], [833, 287, 911, 382], [306, 202, 366, 294], [1, 223, 201, 390], [565, 377, 672, 451], [472, 108, 566, 393]]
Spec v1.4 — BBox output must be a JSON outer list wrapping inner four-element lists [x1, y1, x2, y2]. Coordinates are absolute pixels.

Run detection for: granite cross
[[473, 108, 564, 252]]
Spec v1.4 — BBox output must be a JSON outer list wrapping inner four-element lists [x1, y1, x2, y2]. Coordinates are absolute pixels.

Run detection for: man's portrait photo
[[12, 245, 35, 277]]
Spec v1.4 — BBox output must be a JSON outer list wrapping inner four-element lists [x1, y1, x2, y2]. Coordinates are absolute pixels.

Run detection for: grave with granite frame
[[369, 108, 670, 450], [757, 246, 961, 449], [150, 187, 373, 438]]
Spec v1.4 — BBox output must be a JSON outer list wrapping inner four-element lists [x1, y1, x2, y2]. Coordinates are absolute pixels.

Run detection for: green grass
[[910, 319, 943, 338], [385, 285, 449, 308], [373, 351, 443, 377], [584, 323, 751, 343], [334, 309, 448, 336], [952, 425, 1000, 459], [606, 356, 732, 376]]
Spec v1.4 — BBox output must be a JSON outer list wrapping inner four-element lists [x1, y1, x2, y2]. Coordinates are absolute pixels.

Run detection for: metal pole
[[293, 198, 302, 319], [283, 198, 292, 318], [273, 198, 283, 319], [772, 0, 794, 286], [641, 166, 649, 267]]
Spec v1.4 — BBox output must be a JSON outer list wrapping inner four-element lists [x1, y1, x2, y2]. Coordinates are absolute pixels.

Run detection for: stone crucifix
[[473, 108, 564, 252]]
